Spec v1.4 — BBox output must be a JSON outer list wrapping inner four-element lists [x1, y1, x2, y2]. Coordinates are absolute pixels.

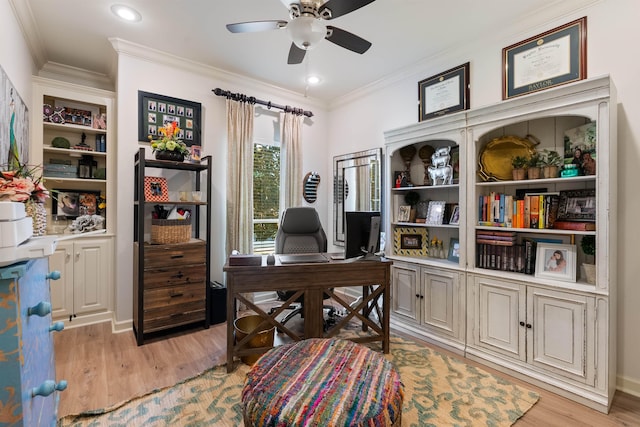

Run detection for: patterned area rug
[[58, 335, 539, 427]]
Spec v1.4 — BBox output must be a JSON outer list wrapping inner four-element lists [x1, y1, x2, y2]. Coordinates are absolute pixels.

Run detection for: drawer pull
[[47, 271, 61, 280], [31, 380, 67, 397], [49, 322, 65, 333], [172, 272, 184, 279], [170, 292, 184, 298], [28, 301, 52, 317], [170, 254, 185, 259]]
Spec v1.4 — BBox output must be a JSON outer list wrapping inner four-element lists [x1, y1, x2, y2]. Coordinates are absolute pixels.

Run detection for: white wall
[[112, 46, 328, 324], [0, 0, 36, 138], [327, 0, 640, 395]]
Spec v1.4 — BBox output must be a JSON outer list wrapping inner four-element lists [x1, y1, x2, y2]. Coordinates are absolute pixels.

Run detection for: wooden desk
[[223, 255, 392, 372]]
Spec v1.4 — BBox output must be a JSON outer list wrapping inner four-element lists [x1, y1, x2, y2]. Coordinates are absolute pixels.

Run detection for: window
[[253, 142, 280, 254]]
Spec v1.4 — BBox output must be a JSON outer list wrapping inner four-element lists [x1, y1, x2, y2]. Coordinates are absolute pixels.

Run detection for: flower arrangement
[[149, 121, 189, 156], [0, 164, 49, 203]]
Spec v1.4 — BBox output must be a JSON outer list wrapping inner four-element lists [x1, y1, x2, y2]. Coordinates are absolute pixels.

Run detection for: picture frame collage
[[138, 91, 202, 148]]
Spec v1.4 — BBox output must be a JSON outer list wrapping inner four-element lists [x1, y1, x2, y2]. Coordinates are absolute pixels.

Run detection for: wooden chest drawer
[[143, 303, 206, 333], [143, 282, 205, 311], [143, 241, 206, 268], [143, 265, 206, 290]]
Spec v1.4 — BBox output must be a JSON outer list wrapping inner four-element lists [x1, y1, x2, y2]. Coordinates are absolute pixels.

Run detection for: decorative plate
[[477, 135, 538, 181]]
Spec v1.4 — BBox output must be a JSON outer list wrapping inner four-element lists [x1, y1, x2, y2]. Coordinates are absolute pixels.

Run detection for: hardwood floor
[[54, 321, 640, 426]]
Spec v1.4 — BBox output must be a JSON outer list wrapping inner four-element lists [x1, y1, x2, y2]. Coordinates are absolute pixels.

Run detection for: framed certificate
[[418, 62, 470, 121], [503, 17, 587, 99]]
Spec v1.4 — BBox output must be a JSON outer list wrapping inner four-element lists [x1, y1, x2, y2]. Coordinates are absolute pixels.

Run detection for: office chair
[[271, 207, 336, 329]]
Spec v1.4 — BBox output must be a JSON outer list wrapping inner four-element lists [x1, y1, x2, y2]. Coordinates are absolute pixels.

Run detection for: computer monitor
[[345, 211, 381, 260]]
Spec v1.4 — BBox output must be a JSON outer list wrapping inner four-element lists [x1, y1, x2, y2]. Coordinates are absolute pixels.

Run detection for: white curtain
[[225, 99, 255, 256], [280, 111, 303, 208]]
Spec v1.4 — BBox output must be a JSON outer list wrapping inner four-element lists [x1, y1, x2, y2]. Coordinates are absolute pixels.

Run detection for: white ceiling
[[17, 0, 593, 104]]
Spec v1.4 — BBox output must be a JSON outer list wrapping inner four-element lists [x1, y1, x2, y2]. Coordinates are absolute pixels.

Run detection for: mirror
[[303, 171, 320, 203], [333, 148, 382, 246]]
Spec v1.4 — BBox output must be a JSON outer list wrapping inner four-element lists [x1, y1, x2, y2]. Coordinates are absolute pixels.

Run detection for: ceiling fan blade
[[287, 43, 306, 64], [319, 0, 376, 19], [325, 26, 371, 54], [226, 20, 287, 33]]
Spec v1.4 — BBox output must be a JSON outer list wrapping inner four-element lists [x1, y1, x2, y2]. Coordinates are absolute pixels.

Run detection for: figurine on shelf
[[427, 146, 453, 185]]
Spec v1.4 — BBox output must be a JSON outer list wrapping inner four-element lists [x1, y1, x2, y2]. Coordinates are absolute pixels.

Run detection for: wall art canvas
[[0, 66, 29, 170]]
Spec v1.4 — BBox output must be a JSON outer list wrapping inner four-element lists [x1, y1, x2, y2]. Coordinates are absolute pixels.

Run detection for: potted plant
[[511, 155, 528, 180], [149, 121, 190, 162], [541, 149, 562, 178], [580, 235, 596, 284], [404, 191, 420, 222], [527, 152, 542, 179]]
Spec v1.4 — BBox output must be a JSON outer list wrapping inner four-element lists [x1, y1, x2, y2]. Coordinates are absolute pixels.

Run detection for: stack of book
[[477, 191, 560, 229], [476, 231, 524, 272]]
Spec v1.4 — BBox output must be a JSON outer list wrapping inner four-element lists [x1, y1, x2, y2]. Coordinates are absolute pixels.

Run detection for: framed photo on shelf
[[557, 189, 596, 222], [425, 201, 446, 225], [397, 205, 411, 222], [393, 227, 429, 257], [52, 189, 100, 218], [144, 176, 169, 202], [449, 205, 460, 225], [138, 91, 202, 146], [535, 243, 577, 282], [448, 238, 460, 262], [418, 62, 470, 121], [502, 17, 587, 99]]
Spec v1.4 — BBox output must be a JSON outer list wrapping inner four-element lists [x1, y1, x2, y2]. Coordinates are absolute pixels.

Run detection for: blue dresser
[[0, 257, 65, 426]]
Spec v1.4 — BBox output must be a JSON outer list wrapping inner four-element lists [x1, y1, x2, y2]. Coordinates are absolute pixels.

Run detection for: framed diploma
[[503, 17, 587, 100], [418, 62, 470, 122]]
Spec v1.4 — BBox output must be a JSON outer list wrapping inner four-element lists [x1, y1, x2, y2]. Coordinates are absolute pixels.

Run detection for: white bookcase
[[384, 75, 616, 412]]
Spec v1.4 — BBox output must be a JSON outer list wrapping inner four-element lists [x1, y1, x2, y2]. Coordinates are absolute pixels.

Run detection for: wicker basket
[[150, 218, 191, 244]]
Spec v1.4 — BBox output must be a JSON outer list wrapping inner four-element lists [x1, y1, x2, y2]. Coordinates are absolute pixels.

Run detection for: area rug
[[58, 335, 539, 427]]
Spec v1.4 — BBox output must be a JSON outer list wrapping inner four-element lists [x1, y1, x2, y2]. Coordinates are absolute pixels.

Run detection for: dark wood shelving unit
[[133, 148, 212, 345]]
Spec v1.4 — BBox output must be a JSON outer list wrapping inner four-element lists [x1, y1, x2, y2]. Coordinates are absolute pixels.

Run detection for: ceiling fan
[[226, 0, 375, 64]]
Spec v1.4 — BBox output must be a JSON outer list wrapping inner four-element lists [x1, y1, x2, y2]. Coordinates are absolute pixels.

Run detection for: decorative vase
[[155, 150, 185, 162], [25, 199, 47, 237], [543, 165, 559, 178], [582, 263, 596, 284], [527, 167, 541, 179], [512, 168, 526, 180]]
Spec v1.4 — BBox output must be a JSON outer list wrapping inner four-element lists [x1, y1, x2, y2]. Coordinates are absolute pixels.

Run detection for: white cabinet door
[[420, 267, 458, 338], [391, 262, 419, 323], [49, 241, 74, 320], [473, 275, 526, 361], [74, 238, 110, 315], [528, 286, 595, 385]]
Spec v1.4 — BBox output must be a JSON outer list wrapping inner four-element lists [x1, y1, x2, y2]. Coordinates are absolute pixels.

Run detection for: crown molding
[[109, 38, 327, 113], [9, 0, 46, 68], [37, 62, 114, 91]]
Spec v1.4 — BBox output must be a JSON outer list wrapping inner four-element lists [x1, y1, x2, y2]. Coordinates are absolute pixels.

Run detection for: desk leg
[[362, 285, 369, 332], [383, 270, 390, 354], [226, 277, 235, 373], [304, 289, 324, 338]]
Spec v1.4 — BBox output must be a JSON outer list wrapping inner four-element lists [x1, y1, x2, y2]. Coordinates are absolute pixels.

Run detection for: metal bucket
[[234, 315, 275, 365]]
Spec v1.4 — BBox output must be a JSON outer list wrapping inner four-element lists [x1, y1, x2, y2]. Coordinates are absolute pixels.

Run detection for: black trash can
[[209, 281, 227, 325]]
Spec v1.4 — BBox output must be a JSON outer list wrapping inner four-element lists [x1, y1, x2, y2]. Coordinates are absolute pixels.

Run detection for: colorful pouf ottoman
[[241, 338, 403, 427]]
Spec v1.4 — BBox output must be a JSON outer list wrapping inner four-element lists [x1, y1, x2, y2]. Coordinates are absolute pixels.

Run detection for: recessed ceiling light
[[306, 75, 321, 85], [111, 4, 142, 22]]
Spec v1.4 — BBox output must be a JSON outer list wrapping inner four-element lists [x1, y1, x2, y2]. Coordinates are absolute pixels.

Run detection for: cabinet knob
[[28, 301, 52, 317], [46, 270, 61, 280], [415, 294, 420, 298], [31, 380, 67, 397], [49, 322, 65, 333], [526, 323, 532, 329], [519, 321, 525, 327]]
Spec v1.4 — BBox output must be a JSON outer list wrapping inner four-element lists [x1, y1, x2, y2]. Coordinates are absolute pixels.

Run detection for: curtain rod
[[212, 88, 313, 118]]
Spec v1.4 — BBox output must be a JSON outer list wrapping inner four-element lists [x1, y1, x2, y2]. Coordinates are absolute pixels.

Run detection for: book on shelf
[[523, 238, 537, 275], [552, 220, 596, 231], [476, 243, 525, 273], [529, 195, 539, 229]]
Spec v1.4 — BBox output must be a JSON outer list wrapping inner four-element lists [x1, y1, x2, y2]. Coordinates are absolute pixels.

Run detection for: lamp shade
[[287, 16, 326, 50]]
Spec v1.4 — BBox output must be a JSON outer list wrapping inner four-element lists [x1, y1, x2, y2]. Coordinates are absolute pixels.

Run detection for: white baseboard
[[617, 374, 640, 398]]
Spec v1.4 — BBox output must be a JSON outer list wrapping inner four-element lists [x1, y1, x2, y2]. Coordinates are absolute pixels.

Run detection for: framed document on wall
[[503, 17, 587, 99], [418, 62, 470, 121]]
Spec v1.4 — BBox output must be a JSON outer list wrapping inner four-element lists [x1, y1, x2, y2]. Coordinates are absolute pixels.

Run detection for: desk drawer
[[143, 241, 205, 268], [143, 265, 206, 289]]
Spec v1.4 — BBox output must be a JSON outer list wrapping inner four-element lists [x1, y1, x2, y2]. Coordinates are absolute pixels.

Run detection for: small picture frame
[[557, 189, 596, 222], [418, 62, 470, 121], [425, 201, 446, 225], [401, 234, 423, 250], [448, 238, 460, 262], [393, 227, 429, 257], [144, 176, 169, 202], [535, 243, 577, 282], [397, 205, 411, 222], [189, 145, 202, 163], [502, 17, 587, 99], [449, 204, 460, 225], [52, 189, 100, 218]]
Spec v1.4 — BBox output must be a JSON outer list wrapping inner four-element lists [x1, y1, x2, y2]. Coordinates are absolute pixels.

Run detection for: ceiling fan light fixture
[[287, 16, 326, 50], [111, 4, 142, 22]]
